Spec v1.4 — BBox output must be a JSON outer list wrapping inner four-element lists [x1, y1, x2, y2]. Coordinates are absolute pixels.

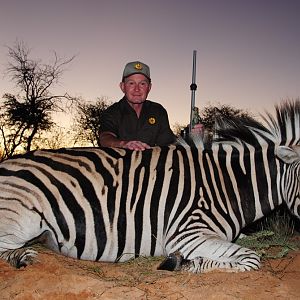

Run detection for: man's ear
[[120, 82, 125, 93]]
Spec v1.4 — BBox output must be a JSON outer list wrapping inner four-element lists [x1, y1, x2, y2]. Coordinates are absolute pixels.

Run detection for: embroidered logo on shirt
[[134, 63, 143, 70], [148, 117, 156, 125]]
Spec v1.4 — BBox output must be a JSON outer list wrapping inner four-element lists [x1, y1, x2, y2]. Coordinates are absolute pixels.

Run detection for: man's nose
[[134, 83, 140, 91]]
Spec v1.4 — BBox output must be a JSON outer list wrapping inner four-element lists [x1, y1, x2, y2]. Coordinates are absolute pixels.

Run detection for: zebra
[[0, 100, 299, 273]]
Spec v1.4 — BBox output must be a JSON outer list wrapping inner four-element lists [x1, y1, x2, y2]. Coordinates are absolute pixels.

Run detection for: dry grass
[[237, 209, 300, 259]]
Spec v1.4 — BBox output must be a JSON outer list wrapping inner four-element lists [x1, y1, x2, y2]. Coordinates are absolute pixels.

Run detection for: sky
[[0, 0, 300, 127]]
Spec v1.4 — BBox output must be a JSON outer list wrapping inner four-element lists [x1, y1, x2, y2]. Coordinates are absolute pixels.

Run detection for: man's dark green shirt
[[101, 98, 175, 146]]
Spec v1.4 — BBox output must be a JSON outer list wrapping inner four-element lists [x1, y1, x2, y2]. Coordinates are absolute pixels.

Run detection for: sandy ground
[[1, 243, 300, 300]]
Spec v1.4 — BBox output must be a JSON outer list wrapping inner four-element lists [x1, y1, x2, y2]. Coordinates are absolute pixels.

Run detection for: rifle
[[181, 50, 201, 140], [189, 50, 198, 133]]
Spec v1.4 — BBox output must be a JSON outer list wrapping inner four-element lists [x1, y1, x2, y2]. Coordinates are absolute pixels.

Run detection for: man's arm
[[100, 131, 150, 150], [99, 132, 125, 147]]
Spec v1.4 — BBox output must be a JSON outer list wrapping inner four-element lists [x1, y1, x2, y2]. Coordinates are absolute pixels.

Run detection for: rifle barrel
[[189, 50, 197, 132]]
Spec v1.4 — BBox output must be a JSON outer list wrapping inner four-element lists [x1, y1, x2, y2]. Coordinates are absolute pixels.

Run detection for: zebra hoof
[[157, 251, 187, 271], [15, 249, 37, 268], [5, 248, 38, 269]]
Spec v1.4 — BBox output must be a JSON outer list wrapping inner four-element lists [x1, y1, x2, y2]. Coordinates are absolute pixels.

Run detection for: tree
[[73, 97, 112, 147], [200, 103, 253, 132], [0, 40, 75, 160], [199, 103, 255, 141], [177, 103, 255, 143], [31, 125, 76, 150], [172, 122, 185, 137]]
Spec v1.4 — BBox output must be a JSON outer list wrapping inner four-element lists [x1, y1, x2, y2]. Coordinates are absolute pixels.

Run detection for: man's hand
[[121, 140, 151, 151], [100, 132, 151, 150], [191, 123, 204, 135]]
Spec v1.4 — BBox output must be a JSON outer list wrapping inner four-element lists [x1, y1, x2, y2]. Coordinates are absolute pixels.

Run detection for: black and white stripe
[[0, 100, 299, 272]]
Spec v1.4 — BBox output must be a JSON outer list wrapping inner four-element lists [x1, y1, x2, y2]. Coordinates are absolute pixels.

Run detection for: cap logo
[[134, 63, 143, 70]]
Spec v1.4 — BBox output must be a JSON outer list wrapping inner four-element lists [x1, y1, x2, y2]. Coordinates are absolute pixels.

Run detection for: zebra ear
[[276, 145, 300, 164]]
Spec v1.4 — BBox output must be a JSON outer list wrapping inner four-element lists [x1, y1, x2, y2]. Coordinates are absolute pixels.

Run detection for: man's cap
[[122, 61, 151, 81]]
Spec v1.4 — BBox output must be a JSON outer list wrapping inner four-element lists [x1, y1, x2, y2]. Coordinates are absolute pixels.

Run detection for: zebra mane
[[176, 99, 300, 149], [215, 99, 300, 147], [176, 134, 204, 149], [214, 115, 267, 146], [261, 99, 300, 146]]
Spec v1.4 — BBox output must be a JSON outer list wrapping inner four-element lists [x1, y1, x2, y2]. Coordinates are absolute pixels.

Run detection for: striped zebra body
[[0, 100, 299, 273]]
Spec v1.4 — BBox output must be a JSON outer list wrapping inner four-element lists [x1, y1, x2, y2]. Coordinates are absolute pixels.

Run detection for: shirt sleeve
[[100, 107, 119, 136], [155, 107, 176, 146]]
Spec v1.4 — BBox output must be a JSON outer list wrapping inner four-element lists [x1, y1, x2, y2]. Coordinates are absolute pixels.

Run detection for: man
[[99, 61, 175, 150]]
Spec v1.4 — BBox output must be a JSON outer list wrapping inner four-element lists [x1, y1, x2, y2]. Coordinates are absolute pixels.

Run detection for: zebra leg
[[0, 230, 57, 268], [181, 251, 260, 273], [0, 248, 37, 268], [159, 237, 260, 273]]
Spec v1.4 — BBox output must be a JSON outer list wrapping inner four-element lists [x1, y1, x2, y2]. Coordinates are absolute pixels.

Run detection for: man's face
[[120, 74, 152, 105]]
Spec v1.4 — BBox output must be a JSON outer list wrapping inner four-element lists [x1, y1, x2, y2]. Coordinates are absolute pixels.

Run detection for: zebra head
[[267, 100, 300, 219], [215, 99, 300, 220], [276, 145, 300, 218]]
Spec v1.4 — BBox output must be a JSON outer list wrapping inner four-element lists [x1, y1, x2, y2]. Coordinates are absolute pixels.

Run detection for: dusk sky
[[1, 0, 300, 127]]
